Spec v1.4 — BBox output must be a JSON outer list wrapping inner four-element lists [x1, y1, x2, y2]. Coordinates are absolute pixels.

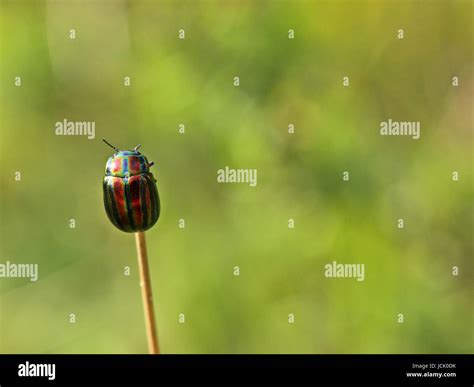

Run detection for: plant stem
[[135, 231, 159, 354]]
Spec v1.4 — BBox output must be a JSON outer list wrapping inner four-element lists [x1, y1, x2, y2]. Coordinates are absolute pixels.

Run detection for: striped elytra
[[102, 140, 160, 232]]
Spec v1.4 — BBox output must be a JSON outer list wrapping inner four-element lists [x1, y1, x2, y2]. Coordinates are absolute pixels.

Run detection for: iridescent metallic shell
[[103, 149, 160, 232]]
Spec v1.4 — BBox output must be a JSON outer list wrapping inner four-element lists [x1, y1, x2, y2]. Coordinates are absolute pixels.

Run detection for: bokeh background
[[0, 0, 472, 354]]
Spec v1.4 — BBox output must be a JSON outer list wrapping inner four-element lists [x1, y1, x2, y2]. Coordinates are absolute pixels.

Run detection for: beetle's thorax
[[105, 150, 151, 177]]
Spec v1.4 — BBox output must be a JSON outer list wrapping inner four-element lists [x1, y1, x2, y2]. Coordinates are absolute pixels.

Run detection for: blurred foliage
[[0, 0, 472, 353]]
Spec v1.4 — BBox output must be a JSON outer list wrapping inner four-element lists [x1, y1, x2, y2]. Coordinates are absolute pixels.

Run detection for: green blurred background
[[0, 0, 472, 353]]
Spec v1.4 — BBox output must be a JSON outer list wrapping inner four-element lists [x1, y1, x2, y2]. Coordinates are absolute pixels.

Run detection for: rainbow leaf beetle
[[102, 139, 160, 232]]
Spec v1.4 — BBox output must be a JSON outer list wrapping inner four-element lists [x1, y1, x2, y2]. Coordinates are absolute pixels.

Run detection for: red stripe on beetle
[[129, 175, 143, 228], [113, 178, 129, 228], [144, 176, 152, 225]]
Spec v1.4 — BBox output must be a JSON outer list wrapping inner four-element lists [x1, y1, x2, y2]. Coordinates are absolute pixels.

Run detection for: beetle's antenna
[[134, 144, 141, 152], [103, 139, 120, 152]]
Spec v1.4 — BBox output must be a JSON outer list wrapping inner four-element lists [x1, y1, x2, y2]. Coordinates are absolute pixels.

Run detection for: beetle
[[102, 139, 160, 232]]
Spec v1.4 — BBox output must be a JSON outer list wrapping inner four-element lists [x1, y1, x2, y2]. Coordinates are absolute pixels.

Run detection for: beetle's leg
[[148, 161, 154, 167], [134, 144, 141, 152]]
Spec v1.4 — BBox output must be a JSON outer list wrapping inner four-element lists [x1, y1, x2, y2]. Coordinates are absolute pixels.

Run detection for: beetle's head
[[103, 139, 153, 177]]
